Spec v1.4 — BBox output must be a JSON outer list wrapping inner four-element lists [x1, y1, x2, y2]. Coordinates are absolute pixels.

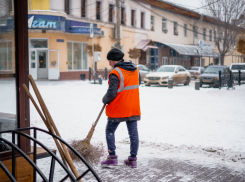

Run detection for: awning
[[142, 45, 158, 51], [135, 39, 158, 51], [158, 42, 219, 57]]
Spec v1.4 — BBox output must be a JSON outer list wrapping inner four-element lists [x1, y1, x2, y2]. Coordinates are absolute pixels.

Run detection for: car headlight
[[214, 77, 219, 80], [144, 76, 148, 79], [197, 76, 201, 80]]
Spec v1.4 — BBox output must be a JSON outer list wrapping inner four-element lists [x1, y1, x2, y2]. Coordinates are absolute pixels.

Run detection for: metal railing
[[0, 127, 101, 182]]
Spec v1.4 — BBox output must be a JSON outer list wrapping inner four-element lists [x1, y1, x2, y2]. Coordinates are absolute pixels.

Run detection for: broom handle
[[22, 84, 69, 169], [93, 104, 106, 128], [85, 104, 106, 142], [28, 75, 81, 182]]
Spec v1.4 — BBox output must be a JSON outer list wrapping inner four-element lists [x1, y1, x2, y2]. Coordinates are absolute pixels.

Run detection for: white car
[[144, 65, 191, 86], [229, 63, 245, 81]]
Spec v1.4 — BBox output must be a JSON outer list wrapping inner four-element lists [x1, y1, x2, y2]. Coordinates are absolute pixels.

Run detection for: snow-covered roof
[[158, 42, 219, 57]]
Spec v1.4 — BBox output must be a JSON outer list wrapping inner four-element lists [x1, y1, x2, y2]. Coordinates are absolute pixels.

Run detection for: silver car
[[187, 66, 205, 79], [136, 64, 150, 82]]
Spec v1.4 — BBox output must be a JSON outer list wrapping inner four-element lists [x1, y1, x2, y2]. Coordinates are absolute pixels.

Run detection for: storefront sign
[[28, 15, 56, 29], [28, 15, 65, 31]]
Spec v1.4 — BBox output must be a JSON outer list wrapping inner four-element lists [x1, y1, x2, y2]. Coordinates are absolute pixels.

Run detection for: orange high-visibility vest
[[106, 67, 141, 118]]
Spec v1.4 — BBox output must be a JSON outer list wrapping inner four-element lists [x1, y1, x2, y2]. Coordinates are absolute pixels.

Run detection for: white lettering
[[28, 16, 34, 28], [46, 22, 57, 29], [38, 21, 46, 28], [28, 15, 57, 29]]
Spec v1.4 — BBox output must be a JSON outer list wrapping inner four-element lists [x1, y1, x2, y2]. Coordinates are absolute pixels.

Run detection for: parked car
[[187, 66, 205, 79], [144, 65, 191, 86], [136, 64, 150, 81], [197, 65, 231, 88], [229, 63, 245, 81]]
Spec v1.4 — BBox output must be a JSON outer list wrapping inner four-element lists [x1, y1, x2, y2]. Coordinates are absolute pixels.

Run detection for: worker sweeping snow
[[101, 48, 141, 168]]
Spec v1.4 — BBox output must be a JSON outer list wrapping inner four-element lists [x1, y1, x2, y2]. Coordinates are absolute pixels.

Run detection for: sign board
[[198, 39, 212, 56], [90, 23, 94, 38], [28, 15, 58, 29], [93, 52, 101, 62]]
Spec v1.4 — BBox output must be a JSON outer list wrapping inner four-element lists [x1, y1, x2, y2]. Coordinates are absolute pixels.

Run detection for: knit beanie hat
[[107, 48, 124, 61]]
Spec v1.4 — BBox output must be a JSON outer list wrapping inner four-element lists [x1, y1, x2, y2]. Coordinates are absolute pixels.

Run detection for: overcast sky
[[164, 0, 203, 13]]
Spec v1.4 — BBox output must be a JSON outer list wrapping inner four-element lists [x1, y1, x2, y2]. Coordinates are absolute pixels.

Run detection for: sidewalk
[[86, 158, 245, 182]]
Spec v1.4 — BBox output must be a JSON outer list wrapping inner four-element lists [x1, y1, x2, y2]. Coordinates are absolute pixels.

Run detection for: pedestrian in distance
[[101, 48, 141, 168]]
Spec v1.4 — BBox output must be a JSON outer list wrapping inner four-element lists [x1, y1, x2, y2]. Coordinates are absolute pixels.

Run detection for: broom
[[23, 74, 82, 182], [68, 104, 106, 164]]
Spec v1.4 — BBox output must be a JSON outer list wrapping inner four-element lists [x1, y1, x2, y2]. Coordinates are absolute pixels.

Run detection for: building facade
[[0, 0, 244, 81]]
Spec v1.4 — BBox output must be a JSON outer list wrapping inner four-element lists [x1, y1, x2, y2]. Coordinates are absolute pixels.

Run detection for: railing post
[[33, 128, 37, 182], [89, 67, 92, 81], [238, 69, 241, 86], [219, 71, 222, 89], [12, 132, 15, 178], [105, 68, 107, 80]]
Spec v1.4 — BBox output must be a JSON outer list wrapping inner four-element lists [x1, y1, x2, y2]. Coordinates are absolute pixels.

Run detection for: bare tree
[[204, 0, 245, 65]]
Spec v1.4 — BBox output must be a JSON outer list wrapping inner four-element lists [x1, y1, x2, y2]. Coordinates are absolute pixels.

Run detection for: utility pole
[[116, 0, 121, 49]]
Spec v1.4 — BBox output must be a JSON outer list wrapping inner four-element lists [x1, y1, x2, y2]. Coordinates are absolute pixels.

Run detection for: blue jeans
[[106, 120, 139, 157]]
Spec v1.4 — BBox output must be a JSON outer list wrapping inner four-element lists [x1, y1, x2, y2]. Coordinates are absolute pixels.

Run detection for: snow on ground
[[1, 79, 245, 181]]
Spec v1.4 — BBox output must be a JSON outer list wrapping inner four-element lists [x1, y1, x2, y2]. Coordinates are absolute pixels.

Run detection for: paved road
[[84, 158, 245, 182]]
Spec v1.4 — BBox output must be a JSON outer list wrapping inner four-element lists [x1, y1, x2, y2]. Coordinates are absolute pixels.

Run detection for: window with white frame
[[131, 9, 135, 26], [0, 41, 12, 71], [209, 30, 212, 41], [151, 16, 154, 31], [174, 22, 178, 35], [184, 24, 187, 37], [194, 26, 198, 38], [65, 0, 70, 14], [141, 12, 145, 28], [96, 1, 101, 20], [214, 30, 216, 41], [109, 4, 114, 22], [162, 18, 167, 33], [67, 42, 88, 70], [203, 28, 206, 40], [121, 7, 125, 25], [81, 0, 86, 17]]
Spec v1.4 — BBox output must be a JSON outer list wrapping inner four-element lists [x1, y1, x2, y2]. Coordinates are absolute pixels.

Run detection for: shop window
[[131, 9, 135, 26], [81, 0, 86, 17], [96, 1, 101, 20], [151, 16, 154, 31], [30, 39, 48, 48], [109, 4, 114, 22], [121, 7, 125, 25], [203, 28, 206, 40], [0, 41, 12, 71], [162, 18, 167, 33], [173, 22, 178, 35], [184, 24, 187, 37], [194, 26, 198, 38], [0, 1, 17, 150], [209, 30, 212, 41], [162, 57, 168, 65], [67, 42, 88, 70], [141, 12, 145, 28], [65, 0, 70, 14], [9, 0, 13, 13], [201, 59, 205, 67]]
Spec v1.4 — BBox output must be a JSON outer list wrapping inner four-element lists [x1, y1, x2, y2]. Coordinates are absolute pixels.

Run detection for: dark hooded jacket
[[102, 61, 141, 122]]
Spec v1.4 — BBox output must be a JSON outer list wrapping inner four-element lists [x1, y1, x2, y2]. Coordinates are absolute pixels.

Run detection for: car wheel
[[184, 77, 190, 85]]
